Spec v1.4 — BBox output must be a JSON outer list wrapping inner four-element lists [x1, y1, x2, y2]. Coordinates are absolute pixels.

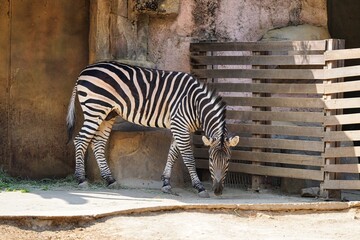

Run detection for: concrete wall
[[0, 0, 89, 178]]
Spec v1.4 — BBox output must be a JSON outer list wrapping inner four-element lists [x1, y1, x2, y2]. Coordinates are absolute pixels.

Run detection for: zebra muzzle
[[212, 179, 223, 196]]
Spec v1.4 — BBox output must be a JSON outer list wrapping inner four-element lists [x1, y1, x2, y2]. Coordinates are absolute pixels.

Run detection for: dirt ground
[[1, 208, 360, 240]]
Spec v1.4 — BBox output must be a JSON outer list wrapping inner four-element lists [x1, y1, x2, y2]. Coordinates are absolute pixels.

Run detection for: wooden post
[[335, 39, 345, 185], [321, 39, 341, 199], [251, 51, 264, 190]]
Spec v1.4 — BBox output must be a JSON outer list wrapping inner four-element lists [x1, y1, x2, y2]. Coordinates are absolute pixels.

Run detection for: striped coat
[[67, 61, 239, 197]]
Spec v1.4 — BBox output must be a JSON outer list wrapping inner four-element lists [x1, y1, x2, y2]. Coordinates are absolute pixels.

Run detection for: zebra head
[[202, 135, 239, 196]]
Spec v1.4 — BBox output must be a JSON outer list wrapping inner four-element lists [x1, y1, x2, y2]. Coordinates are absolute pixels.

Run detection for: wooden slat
[[192, 68, 324, 80], [190, 40, 326, 52], [209, 81, 360, 95], [196, 159, 323, 180], [238, 137, 324, 152], [324, 146, 360, 158], [227, 110, 324, 123], [324, 97, 360, 110], [193, 66, 360, 80], [325, 48, 360, 61], [227, 123, 324, 138], [191, 55, 325, 66], [325, 113, 360, 126], [324, 130, 360, 141], [194, 148, 323, 166], [209, 82, 325, 94], [324, 80, 360, 94], [193, 136, 324, 152], [324, 65, 360, 79], [225, 97, 324, 108], [324, 164, 360, 173], [323, 180, 360, 190]]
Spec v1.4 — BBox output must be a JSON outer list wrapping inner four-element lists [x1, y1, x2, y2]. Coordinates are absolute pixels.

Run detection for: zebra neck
[[197, 94, 226, 139]]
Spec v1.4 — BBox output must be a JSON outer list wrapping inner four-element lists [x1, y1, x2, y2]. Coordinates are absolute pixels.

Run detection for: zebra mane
[[199, 82, 228, 144]]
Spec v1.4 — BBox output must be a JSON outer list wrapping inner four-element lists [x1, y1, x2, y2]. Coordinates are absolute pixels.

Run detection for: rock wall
[[147, 0, 327, 72], [88, 0, 328, 188]]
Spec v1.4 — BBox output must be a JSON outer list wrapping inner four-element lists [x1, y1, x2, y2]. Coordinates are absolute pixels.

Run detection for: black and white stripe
[[67, 61, 239, 197]]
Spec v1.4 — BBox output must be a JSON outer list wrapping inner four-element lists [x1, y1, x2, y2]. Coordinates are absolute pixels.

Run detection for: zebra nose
[[213, 179, 223, 196]]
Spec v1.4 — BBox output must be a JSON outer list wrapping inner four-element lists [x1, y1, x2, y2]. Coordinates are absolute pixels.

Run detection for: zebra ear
[[202, 136, 213, 146], [227, 136, 239, 147]]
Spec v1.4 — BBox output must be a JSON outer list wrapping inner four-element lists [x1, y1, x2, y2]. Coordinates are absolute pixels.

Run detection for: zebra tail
[[66, 85, 77, 144]]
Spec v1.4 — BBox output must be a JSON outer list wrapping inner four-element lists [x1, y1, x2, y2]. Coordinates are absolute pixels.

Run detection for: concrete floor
[[1, 185, 359, 220]]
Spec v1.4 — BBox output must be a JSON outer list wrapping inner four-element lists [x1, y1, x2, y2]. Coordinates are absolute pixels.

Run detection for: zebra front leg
[[181, 153, 210, 198], [172, 131, 210, 198], [161, 139, 180, 195], [90, 118, 117, 188]]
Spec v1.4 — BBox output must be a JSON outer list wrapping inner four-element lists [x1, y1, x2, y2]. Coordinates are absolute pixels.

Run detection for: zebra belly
[[118, 105, 171, 129]]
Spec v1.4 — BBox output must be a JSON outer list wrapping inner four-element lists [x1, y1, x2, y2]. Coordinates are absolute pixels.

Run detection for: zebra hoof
[[107, 181, 120, 189], [78, 181, 89, 188], [161, 185, 179, 196], [161, 185, 172, 193], [198, 190, 210, 198]]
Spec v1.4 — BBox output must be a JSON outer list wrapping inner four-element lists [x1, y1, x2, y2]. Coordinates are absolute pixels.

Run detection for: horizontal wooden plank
[[194, 148, 323, 166], [196, 159, 324, 181], [324, 164, 360, 173], [323, 80, 360, 94], [224, 96, 324, 108], [325, 113, 360, 126], [209, 82, 325, 94], [324, 65, 360, 79], [193, 136, 324, 152], [190, 40, 327, 52], [227, 110, 324, 123], [323, 180, 360, 190], [193, 66, 360, 80], [324, 146, 360, 158], [208, 81, 360, 95], [227, 123, 324, 138], [324, 97, 360, 110], [191, 55, 325, 66], [238, 137, 324, 152], [324, 130, 360, 142], [325, 48, 360, 61], [192, 68, 325, 80]]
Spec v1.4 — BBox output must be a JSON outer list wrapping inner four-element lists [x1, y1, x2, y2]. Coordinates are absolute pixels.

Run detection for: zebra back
[[76, 61, 227, 138]]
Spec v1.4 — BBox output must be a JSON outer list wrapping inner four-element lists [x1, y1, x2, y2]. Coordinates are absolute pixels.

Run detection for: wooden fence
[[190, 39, 360, 196]]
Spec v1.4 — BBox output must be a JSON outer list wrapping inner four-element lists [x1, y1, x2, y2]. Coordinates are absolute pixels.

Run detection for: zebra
[[66, 61, 239, 197]]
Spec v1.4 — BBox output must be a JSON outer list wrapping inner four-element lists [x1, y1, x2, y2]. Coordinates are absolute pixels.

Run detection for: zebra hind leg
[[74, 119, 102, 188], [90, 117, 118, 188], [161, 139, 180, 195]]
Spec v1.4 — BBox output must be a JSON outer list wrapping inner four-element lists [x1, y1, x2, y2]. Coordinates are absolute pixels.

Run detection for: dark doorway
[[328, 0, 360, 50], [0, 0, 89, 178], [328, 0, 360, 144]]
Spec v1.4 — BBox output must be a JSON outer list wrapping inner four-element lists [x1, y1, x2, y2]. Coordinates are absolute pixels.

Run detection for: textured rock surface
[[88, 0, 328, 186]]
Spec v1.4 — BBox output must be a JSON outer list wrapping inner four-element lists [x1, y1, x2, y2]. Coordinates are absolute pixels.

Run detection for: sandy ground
[[0, 209, 360, 240]]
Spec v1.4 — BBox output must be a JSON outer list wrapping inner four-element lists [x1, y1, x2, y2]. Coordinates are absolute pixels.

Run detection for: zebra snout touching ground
[[203, 135, 239, 197], [66, 61, 239, 198], [213, 180, 223, 196]]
